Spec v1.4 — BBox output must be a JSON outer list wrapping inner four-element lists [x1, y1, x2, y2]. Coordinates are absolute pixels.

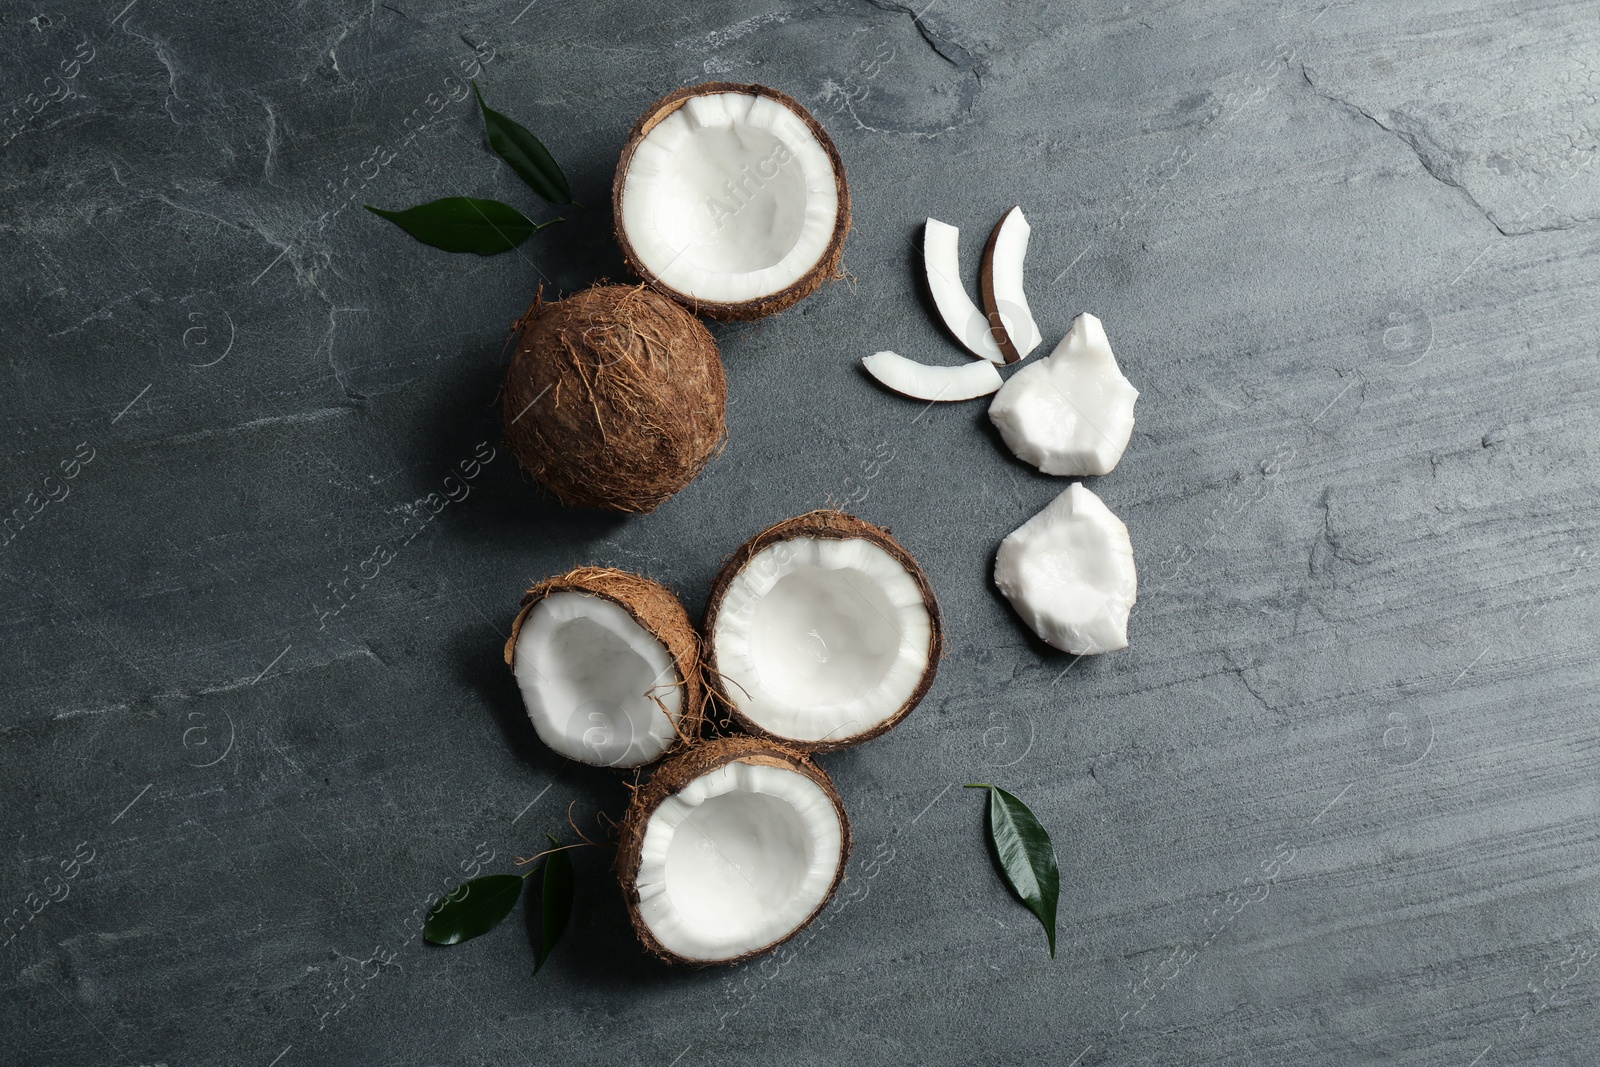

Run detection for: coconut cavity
[[704, 511, 942, 750], [506, 568, 703, 768], [618, 736, 849, 964], [614, 83, 851, 319], [503, 285, 726, 513]]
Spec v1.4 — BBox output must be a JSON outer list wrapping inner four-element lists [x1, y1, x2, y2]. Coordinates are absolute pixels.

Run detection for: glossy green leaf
[[474, 81, 573, 204], [424, 874, 525, 945], [365, 197, 559, 255], [966, 784, 1059, 958], [534, 835, 575, 974]]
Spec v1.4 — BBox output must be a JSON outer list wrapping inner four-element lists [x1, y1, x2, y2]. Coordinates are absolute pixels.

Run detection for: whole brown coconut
[[613, 82, 852, 321], [503, 285, 726, 512], [616, 735, 851, 966], [504, 567, 705, 767]]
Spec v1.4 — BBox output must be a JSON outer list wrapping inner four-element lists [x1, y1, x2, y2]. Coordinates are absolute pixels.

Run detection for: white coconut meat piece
[[980, 206, 1043, 362], [713, 537, 934, 745], [862, 350, 1003, 402], [619, 91, 841, 307], [924, 218, 1006, 363], [989, 313, 1139, 476], [995, 483, 1137, 655], [632, 759, 845, 962], [512, 592, 684, 767]]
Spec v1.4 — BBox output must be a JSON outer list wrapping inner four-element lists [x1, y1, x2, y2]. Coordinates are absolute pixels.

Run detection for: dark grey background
[[3, 0, 1597, 1063]]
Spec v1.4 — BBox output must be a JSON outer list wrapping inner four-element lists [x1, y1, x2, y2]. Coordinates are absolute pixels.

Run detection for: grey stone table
[[3, 1, 1597, 1064]]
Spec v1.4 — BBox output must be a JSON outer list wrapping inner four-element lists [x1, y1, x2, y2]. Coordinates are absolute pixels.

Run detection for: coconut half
[[980, 206, 1042, 363], [861, 349, 1003, 402], [618, 736, 850, 965], [703, 511, 942, 750], [613, 83, 851, 320], [505, 568, 704, 768]]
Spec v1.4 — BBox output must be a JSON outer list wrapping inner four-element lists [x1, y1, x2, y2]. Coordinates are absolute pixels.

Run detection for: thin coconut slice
[[505, 568, 703, 768], [980, 206, 1042, 362], [862, 350, 1003, 402], [617, 736, 850, 965], [924, 218, 1005, 363], [613, 82, 851, 320], [994, 483, 1137, 655], [989, 313, 1139, 476], [704, 511, 942, 750]]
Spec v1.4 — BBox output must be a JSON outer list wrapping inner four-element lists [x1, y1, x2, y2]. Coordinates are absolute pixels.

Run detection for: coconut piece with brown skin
[[503, 284, 726, 513], [703, 510, 943, 751], [617, 735, 851, 965], [613, 82, 851, 320], [505, 567, 705, 768]]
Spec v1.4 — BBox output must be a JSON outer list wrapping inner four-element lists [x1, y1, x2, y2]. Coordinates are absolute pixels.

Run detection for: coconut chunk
[[861, 350, 1003, 401], [988, 313, 1139, 476], [618, 738, 849, 965], [980, 206, 1042, 362], [924, 218, 1005, 363], [994, 483, 1137, 655], [506, 568, 702, 768], [705, 511, 942, 750], [614, 83, 850, 320]]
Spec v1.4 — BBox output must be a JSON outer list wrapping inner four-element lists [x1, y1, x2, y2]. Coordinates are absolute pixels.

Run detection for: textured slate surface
[[3, 1, 1598, 1064]]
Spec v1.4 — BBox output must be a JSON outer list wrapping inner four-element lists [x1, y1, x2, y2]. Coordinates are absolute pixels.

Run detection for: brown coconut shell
[[701, 510, 944, 752], [505, 567, 706, 761], [612, 82, 852, 321], [502, 285, 727, 513], [616, 735, 852, 965], [980, 206, 1025, 364]]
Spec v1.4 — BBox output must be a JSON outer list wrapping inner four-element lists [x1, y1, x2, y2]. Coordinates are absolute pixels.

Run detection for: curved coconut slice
[[989, 312, 1139, 476], [861, 350, 1003, 402], [994, 483, 1137, 655], [980, 206, 1042, 363], [505, 568, 703, 768], [613, 82, 851, 320], [704, 511, 942, 750], [924, 218, 1005, 363], [618, 736, 850, 965]]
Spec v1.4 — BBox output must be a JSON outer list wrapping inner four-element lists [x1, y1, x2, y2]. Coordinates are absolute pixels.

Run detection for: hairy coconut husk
[[503, 285, 727, 513], [505, 566, 706, 757], [616, 735, 852, 966], [612, 81, 852, 321], [701, 510, 945, 751]]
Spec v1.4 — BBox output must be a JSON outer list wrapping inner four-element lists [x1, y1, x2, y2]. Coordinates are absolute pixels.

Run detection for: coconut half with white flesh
[[618, 736, 850, 965], [613, 83, 851, 320], [994, 483, 1137, 655], [980, 206, 1042, 363], [505, 568, 704, 768], [704, 511, 942, 751]]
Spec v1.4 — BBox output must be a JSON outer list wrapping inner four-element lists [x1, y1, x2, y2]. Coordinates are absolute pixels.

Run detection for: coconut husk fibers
[[503, 285, 726, 513], [615, 735, 851, 965], [700, 510, 944, 752], [612, 82, 852, 321], [505, 567, 706, 758]]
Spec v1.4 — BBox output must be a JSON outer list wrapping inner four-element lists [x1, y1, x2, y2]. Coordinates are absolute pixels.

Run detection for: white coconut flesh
[[862, 349, 1003, 402], [983, 206, 1043, 361], [633, 759, 844, 961], [512, 592, 684, 767], [989, 312, 1139, 476], [994, 483, 1138, 655], [620, 92, 841, 305], [714, 537, 933, 744], [924, 218, 1006, 363]]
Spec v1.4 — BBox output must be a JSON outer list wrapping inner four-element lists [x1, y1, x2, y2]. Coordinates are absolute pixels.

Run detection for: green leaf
[[365, 197, 559, 255], [474, 81, 573, 204], [534, 834, 576, 974], [966, 784, 1059, 958], [424, 874, 525, 946]]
